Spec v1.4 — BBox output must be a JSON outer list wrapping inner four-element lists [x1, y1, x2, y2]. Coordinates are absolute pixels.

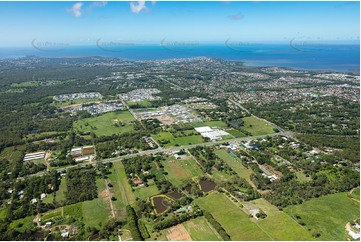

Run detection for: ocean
[[0, 44, 359, 72]]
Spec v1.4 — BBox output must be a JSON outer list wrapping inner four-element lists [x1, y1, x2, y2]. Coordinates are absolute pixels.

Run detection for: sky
[[0, 1, 359, 47]]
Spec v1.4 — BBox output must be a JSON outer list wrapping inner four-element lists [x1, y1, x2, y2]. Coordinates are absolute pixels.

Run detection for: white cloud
[[69, 2, 83, 17], [130, 1, 148, 14]]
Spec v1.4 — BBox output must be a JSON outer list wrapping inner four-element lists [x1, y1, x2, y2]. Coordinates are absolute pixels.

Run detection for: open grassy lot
[[63, 203, 83, 218], [241, 116, 275, 136], [152, 132, 204, 147], [196, 192, 272, 240], [134, 183, 160, 199], [295, 171, 312, 182], [284, 191, 360, 240], [9, 216, 35, 233], [246, 198, 314, 240], [215, 149, 253, 184], [107, 161, 136, 216], [192, 121, 228, 128], [11, 81, 40, 87], [53, 98, 102, 107], [127, 100, 153, 108], [73, 110, 135, 137], [225, 128, 247, 138], [211, 168, 233, 183], [82, 178, 111, 228], [183, 216, 222, 241], [0, 145, 26, 162], [41, 208, 62, 221], [161, 157, 204, 187], [55, 178, 67, 202]]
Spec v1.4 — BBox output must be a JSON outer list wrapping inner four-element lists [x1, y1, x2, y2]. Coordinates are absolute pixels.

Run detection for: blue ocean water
[[0, 44, 359, 72]]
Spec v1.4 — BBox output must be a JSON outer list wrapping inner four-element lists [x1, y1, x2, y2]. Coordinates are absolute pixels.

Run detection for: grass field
[[107, 161, 136, 216], [63, 203, 83, 218], [246, 198, 314, 240], [73, 111, 135, 137], [9, 216, 35, 233], [183, 216, 222, 241], [152, 132, 204, 147], [295, 171, 312, 182], [192, 121, 228, 128], [196, 192, 272, 240], [351, 187, 360, 201], [53, 98, 102, 107], [55, 178, 67, 202], [82, 178, 111, 228], [211, 168, 234, 183], [134, 183, 160, 199], [284, 191, 360, 240], [241, 116, 275, 136], [225, 128, 247, 138], [127, 100, 153, 108], [215, 149, 253, 184], [11, 81, 39, 88], [161, 157, 204, 187], [41, 208, 62, 221], [0, 145, 26, 162]]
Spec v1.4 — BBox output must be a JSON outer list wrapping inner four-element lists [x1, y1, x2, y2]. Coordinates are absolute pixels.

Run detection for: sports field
[[183, 216, 222, 241], [241, 116, 275, 136], [246, 198, 314, 240], [196, 192, 272, 240], [161, 157, 204, 187], [284, 191, 360, 240], [215, 149, 254, 184], [73, 111, 135, 137], [152, 132, 204, 147]]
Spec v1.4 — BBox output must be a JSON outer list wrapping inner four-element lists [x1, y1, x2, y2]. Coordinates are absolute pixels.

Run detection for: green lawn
[[134, 184, 160, 199], [211, 168, 234, 183], [63, 203, 83, 218], [215, 149, 253, 184], [161, 157, 204, 187], [73, 110, 135, 137], [0, 145, 26, 162], [284, 191, 360, 240], [351, 187, 360, 201], [183, 216, 222, 241], [246, 198, 314, 240], [241, 116, 275, 136], [192, 121, 228, 128], [152, 132, 204, 147], [225, 128, 247, 138], [196, 192, 272, 240], [41, 208, 62, 221], [11, 81, 39, 87], [295, 171, 312, 182]]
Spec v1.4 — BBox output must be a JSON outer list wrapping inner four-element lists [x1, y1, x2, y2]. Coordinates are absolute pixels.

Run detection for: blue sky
[[0, 1, 359, 46]]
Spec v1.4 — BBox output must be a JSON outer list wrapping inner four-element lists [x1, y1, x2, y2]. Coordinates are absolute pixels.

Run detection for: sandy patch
[[166, 224, 192, 241]]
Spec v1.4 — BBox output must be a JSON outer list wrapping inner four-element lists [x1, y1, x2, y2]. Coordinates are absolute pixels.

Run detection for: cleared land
[[161, 157, 204, 187], [284, 191, 360, 240], [246, 198, 314, 240], [166, 224, 192, 241], [225, 128, 247, 138], [215, 149, 253, 184], [192, 121, 228, 128], [73, 111, 135, 137], [196, 192, 272, 240], [133, 183, 160, 199], [53, 98, 102, 108], [152, 132, 204, 147], [183, 216, 222, 241], [241, 116, 275, 136]]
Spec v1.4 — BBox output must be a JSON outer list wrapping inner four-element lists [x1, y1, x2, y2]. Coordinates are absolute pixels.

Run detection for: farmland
[[73, 111, 135, 137], [241, 116, 275, 136], [183, 216, 222, 241], [152, 132, 204, 147], [215, 149, 254, 184], [161, 157, 204, 187], [196, 192, 272, 240], [284, 192, 360, 240]]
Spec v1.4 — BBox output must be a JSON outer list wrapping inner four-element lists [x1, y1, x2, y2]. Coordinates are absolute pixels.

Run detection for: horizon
[[0, 1, 359, 47]]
